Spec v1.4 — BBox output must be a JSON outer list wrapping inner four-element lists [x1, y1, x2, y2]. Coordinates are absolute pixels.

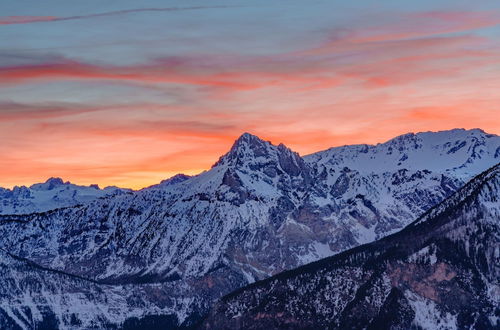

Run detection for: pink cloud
[[1, 33, 495, 93], [0, 16, 57, 25]]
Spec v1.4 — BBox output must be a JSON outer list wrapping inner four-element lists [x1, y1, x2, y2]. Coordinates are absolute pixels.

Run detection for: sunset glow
[[1, 0, 500, 189]]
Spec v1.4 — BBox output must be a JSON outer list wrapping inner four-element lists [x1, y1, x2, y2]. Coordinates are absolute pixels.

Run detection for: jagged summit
[[230, 132, 272, 155], [45, 177, 65, 185], [214, 132, 282, 167], [29, 177, 68, 192], [212, 133, 260, 167], [235, 132, 266, 144], [212, 132, 310, 187], [30, 177, 67, 190]]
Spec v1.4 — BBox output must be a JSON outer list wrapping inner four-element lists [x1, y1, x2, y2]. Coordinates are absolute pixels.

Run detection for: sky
[[1, 0, 500, 189]]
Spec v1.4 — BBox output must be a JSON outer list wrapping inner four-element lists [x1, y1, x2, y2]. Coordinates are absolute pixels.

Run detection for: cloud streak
[[0, 5, 243, 26], [0, 34, 496, 94], [304, 11, 500, 56]]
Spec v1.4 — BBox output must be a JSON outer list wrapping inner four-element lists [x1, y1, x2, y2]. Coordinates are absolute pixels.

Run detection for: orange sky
[[1, 3, 500, 189]]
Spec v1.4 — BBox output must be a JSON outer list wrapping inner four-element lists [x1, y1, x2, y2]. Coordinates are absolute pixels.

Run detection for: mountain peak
[[233, 132, 269, 147], [29, 177, 68, 190], [212, 133, 273, 167], [158, 174, 191, 187], [237, 131, 258, 140], [45, 177, 65, 185]]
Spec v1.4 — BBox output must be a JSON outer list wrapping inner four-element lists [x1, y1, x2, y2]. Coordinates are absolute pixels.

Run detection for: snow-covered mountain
[[202, 163, 500, 329], [0, 129, 498, 328], [0, 177, 131, 214], [306, 128, 498, 178]]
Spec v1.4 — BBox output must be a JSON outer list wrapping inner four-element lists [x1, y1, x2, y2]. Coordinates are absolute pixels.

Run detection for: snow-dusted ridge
[[305, 128, 499, 179], [0, 177, 131, 215], [0, 128, 498, 328]]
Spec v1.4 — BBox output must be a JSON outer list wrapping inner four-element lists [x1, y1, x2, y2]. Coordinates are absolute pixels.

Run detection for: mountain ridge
[[1, 128, 497, 216], [0, 177, 131, 215], [0, 128, 498, 328]]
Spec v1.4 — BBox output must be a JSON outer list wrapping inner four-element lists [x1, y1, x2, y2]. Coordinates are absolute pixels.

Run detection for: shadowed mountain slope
[[202, 163, 500, 329]]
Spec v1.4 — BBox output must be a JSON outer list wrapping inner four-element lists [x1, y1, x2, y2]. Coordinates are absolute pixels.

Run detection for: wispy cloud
[[304, 11, 500, 55], [1, 34, 496, 93], [0, 5, 243, 26]]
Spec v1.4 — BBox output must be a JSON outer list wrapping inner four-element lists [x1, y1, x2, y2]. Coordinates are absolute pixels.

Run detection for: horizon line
[[0, 127, 496, 190]]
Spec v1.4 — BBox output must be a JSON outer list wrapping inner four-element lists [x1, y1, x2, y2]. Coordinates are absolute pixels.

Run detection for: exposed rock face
[[202, 164, 500, 329], [0, 129, 498, 328]]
